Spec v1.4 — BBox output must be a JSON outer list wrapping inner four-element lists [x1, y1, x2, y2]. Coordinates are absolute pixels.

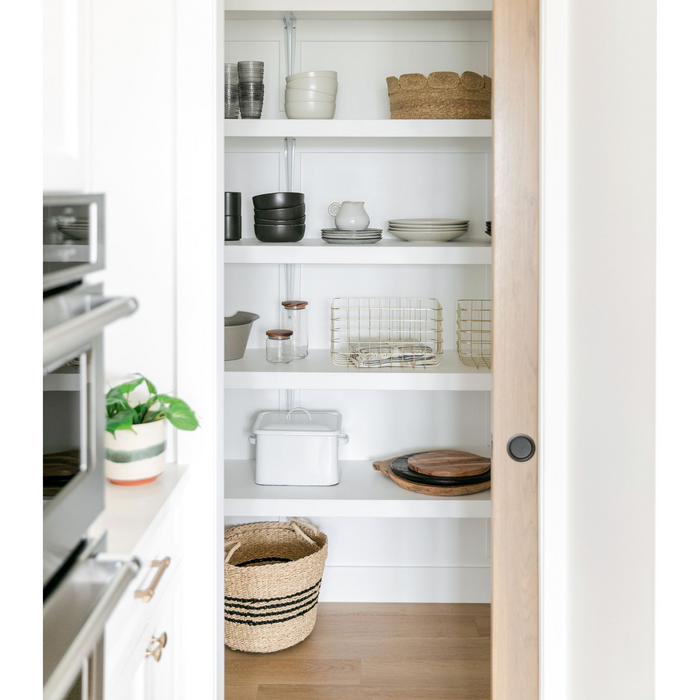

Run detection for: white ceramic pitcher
[[328, 201, 370, 231]]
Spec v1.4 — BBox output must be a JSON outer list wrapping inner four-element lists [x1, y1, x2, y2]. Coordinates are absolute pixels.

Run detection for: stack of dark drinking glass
[[224, 64, 239, 119], [225, 192, 242, 241], [238, 61, 264, 119], [253, 192, 306, 243]]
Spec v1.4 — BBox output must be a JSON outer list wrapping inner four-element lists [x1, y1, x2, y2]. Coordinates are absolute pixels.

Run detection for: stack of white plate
[[387, 218, 470, 242], [285, 71, 338, 119], [321, 228, 382, 245]]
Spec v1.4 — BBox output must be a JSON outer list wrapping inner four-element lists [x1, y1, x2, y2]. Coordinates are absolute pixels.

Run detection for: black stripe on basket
[[225, 597, 319, 627], [225, 585, 320, 612], [225, 592, 319, 619], [235, 557, 292, 567], [224, 579, 322, 604]]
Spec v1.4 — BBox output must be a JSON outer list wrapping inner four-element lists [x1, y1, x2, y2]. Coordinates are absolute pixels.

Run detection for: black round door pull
[[507, 434, 536, 462]]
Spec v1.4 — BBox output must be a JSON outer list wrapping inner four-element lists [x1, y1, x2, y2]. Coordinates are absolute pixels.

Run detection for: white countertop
[[89, 464, 189, 553]]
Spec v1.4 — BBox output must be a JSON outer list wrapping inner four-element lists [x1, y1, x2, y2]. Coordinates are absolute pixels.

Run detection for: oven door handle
[[43, 556, 140, 700], [43, 296, 138, 371]]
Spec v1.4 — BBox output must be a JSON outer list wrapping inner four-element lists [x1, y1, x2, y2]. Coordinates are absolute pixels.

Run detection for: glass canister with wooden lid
[[281, 300, 308, 359], [266, 329, 294, 364]]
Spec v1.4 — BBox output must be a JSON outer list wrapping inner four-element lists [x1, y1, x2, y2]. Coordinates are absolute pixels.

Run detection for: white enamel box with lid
[[249, 408, 349, 486]]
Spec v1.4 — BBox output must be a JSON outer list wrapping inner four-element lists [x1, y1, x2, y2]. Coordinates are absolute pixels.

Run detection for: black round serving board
[[390, 453, 492, 487]]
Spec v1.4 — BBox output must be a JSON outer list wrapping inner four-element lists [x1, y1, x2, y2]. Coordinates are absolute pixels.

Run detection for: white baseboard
[[318, 566, 492, 603]]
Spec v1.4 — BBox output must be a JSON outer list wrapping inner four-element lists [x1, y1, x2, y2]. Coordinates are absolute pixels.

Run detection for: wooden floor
[[225, 603, 491, 700]]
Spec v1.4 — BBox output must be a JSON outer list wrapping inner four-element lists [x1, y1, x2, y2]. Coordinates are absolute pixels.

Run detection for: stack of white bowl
[[285, 71, 338, 119]]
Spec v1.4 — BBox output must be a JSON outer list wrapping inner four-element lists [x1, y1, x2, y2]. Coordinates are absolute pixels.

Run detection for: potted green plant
[[105, 374, 198, 485]]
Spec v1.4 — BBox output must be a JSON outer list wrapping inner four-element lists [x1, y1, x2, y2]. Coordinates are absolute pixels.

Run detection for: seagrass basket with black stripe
[[224, 518, 328, 653]]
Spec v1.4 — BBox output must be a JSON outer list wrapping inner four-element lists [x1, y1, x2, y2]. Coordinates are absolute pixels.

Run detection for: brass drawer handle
[[145, 632, 168, 662], [134, 557, 171, 603]]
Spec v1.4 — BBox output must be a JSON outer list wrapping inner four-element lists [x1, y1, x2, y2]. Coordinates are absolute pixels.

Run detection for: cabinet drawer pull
[[134, 557, 171, 602], [145, 632, 168, 662]]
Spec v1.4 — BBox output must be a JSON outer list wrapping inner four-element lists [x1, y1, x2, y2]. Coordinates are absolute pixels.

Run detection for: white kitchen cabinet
[[109, 564, 182, 700], [88, 466, 188, 700], [43, 0, 90, 192]]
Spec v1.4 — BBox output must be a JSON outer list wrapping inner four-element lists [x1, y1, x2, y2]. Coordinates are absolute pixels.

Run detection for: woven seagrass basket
[[224, 518, 328, 653], [386, 71, 492, 119]]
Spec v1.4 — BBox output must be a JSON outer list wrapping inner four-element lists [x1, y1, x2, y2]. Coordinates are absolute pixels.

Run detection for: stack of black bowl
[[253, 192, 306, 242]]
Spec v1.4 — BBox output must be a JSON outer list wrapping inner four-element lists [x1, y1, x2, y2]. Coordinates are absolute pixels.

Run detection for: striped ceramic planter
[[105, 419, 166, 485]]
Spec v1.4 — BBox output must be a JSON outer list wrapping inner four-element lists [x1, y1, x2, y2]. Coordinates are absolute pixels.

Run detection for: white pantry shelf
[[224, 460, 491, 518], [225, 1, 491, 20], [224, 119, 492, 139], [224, 239, 491, 265], [224, 349, 491, 391]]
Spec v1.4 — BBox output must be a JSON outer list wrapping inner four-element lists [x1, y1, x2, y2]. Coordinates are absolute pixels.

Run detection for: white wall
[[541, 0, 656, 697], [88, 0, 178, 459], [655, 3, 700, 699]]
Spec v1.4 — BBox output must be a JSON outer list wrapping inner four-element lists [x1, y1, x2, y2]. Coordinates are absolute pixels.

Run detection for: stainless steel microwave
[[43, 193, 105, 292]]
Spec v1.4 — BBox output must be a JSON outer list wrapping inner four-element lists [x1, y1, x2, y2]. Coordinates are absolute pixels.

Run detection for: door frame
[[492, 0, 540, 698]]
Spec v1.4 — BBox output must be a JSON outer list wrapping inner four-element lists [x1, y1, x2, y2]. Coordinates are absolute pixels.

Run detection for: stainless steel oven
[[44, 193, 139, 700], [43, 536, 139, 700], [43, 282, 138, 585]]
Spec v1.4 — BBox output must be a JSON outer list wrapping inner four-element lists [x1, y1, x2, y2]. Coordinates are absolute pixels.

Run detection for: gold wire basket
[[456, 300, 491, 369], [330, 298, 443, 368]]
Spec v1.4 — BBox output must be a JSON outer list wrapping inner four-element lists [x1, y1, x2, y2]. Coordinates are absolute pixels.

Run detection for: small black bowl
[[253, 203, 305, 220], [254, 223, 305, 243], [255, 215, 306, 226], [252, 192, 305, 211]]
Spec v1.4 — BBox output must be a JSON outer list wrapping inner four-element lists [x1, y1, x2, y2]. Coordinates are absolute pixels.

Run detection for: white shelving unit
[[225, 0, 492, 20], [222, 6, 494, 601], [224, 119, 491, 138], [224, 459, 491, 518], [224, 349, 491, 391], [224, 239, 491, 265]]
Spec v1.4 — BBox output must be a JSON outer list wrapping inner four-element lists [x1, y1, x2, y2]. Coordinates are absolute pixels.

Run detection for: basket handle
[[288, 517, 320, 548], [224, 542, 241, 564]]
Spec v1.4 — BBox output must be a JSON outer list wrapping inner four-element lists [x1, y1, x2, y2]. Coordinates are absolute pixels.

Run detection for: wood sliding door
[[492, 0, 540, 698]]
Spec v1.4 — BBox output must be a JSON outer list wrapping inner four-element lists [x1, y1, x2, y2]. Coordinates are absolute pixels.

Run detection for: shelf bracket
[[280, 14, 299, 416], [283, 12, 297, 78], [284, 137, 296, 192]]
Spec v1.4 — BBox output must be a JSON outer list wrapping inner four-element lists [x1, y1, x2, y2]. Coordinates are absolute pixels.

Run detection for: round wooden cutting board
[[372, 452, 491, 497], [407, 450, 490, 478], [391, 454, 490, 487]]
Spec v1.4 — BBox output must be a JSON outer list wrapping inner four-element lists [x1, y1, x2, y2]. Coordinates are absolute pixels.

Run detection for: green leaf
[[105, 380, 198, 432], [106, 409, 136, 436], [106, 386, 126, 402], [159, 397, 199, 431], [114, 377, 144, 395], [106, 394, 127, 407], [134, 403, 150, 424], [136, 373, 157, 396], [143, 410, 166, 423], [105, 395, 130, 419]]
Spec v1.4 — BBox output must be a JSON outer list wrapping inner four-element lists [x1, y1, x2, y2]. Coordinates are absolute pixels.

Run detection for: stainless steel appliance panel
[[44, 194, 105, 292], [43, 285, 137, 586], [43, 536, 139, 700]]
